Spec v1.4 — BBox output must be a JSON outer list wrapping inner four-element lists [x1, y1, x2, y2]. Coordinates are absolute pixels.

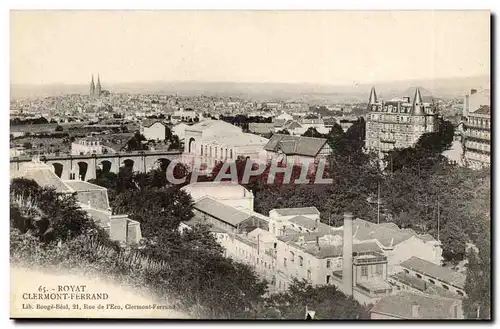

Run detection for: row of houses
[[178, 181, 466, 319]]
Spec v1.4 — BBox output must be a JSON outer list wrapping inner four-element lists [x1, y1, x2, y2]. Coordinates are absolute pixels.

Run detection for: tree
[[302, 127, 323, 138], [275, 129, 290, 135], [10, 178, 111, 245], [111, 186, 194, 237], [55, 125, 63, 132], [250, 279, 369, 319], [345, 117, 366, 153], [325, 123, 349, 157]]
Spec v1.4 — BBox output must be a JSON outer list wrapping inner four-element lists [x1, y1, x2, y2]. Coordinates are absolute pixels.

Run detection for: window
[[326, 275, 331, 284], [428, 279, 435, 285], [200, 145, 203, 155], [209, 146, 212, 157], [457, 290, 464, 296], [416, 274, 422, 279], [230, 149, 233, 159], [404, 269, 410, 274], [375, 264, 383, 275], [442, 284, 449, 290], [290, 251, 294, 262], [326, 260, 331, 268], [284, 258, 287, 268], [453, 305, 458, 318], [299, 256, 303, 267], [361, 266, 368, 277], [307, 270, 311, 280]]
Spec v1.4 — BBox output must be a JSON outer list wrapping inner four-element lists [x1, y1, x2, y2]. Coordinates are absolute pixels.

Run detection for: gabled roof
[[400, 256, 466, 289], [193, 197, 253, 227], [370, 292, 459, 319], [474, 105, 491, 115], [353, 218, 424, 247], [271, 207, 320, 217], [264, 134, 328, 157]]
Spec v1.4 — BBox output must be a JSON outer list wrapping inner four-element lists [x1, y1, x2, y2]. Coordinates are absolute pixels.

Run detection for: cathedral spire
[[90, 74, 95, 97], [95, 74, 102, 97], [368, 86, 378, 104]]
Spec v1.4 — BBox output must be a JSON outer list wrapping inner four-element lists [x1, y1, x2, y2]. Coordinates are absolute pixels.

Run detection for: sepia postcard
[[9, 10, 491, 320]]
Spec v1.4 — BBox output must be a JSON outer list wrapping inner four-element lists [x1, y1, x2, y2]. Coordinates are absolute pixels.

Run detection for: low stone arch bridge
[[10, 150, 183, 181]]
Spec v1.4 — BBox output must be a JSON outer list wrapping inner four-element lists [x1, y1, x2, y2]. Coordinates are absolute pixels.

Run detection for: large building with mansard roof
[[365, 87, 438, 155]]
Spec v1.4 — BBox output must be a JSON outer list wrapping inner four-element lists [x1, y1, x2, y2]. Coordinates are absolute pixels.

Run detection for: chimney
[[411, 304, 420, 318], [342, 212, 353, 296], [470, 89, 477, 95], [315, 236, 321, 250]]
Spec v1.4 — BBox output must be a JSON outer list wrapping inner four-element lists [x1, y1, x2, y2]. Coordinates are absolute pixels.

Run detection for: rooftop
[[193, 197, 254, 227], [264, 134, 328, 157], [400, 256, 466, 289], [271, 206, 320, 217], [11, 160, 73, 193], [370, 291, 460, 319]]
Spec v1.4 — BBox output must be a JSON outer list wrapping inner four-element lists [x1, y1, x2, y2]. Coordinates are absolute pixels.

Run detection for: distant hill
[[10, 75, 490, 102]]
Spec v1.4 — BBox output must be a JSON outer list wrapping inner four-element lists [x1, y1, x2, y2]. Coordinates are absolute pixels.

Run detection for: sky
[[10, 10, 490, 86]]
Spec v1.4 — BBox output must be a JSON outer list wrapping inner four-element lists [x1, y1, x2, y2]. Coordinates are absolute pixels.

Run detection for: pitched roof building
[[10, 158, 141, 245], [370, 292, 464, 319]]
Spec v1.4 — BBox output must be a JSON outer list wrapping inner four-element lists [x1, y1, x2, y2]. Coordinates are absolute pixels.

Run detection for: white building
[[171, 122, 189, 142], [179, 182, 448, 307], [183, 119, 269, 171], [71, 137, 103, 155], [171, 108, 199, 124], [140, 119, 168, 141], [181, 182, 254, 211]]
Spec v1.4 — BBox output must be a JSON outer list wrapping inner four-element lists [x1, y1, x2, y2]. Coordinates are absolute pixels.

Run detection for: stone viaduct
[[10, 150, 184, 181]]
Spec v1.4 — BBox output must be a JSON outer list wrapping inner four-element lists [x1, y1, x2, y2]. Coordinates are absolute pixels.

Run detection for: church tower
[[90, 75, 95, 97], [95, 74, 102, 98]]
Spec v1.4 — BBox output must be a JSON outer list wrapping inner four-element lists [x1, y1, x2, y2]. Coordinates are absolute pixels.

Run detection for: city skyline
[[11, 10, 490, 86]]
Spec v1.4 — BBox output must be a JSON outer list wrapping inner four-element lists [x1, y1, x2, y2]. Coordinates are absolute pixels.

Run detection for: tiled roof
[[278, 232, 381, 259], [400, 257, 466, 289], [289, 215, 319, 230], [390, 272, 462, 300], [271, 207, 320, 217], [193, 197, 252, 227], [474, 105, 490, 115], [264, 134, 328, 156], [353, 218, 421, 247], [370, 292, 459, 319]]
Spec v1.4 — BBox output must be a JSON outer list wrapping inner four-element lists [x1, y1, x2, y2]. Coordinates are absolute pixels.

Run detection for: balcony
[[353, 251, 387, 265]]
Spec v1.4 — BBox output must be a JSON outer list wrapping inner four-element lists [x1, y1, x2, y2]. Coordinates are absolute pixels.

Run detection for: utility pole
[[437, 196, 440, 241], [377, 182, 381, 224]]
